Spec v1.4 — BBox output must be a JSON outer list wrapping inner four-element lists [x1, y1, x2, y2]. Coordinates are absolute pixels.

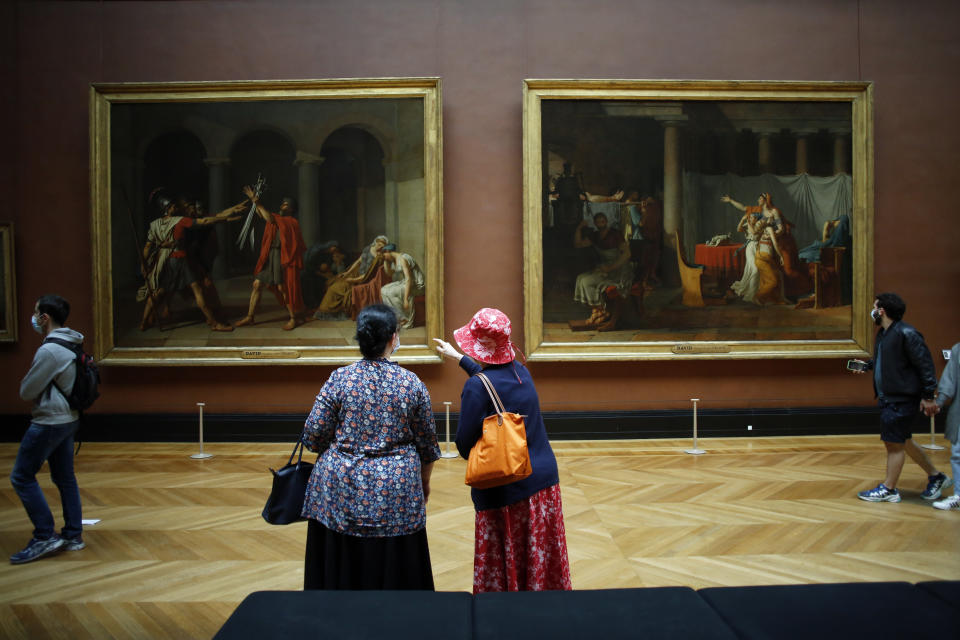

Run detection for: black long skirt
[[304, 519, 435, 591]]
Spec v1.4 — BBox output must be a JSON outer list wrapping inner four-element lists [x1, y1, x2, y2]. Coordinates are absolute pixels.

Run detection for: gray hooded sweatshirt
[[19, 327, 84, 425]]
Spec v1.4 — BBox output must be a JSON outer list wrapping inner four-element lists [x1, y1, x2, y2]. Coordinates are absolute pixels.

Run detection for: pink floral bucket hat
[[453, 308, 517, 365]]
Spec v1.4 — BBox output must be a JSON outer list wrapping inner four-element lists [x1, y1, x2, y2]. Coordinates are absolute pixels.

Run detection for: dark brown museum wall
[[2, 1, 958, 423]]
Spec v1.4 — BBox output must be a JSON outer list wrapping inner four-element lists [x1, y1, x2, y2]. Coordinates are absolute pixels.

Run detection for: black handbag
[[262, 440, 315, 525]]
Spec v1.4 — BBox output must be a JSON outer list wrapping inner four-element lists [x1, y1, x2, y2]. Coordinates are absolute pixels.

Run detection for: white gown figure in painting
[[379, 244, 425, 329], [726, 198, 761, 303], [722, 193, 787, 305]]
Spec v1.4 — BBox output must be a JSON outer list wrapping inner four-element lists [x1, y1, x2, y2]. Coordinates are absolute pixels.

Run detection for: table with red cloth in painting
[[694, 243, 745, 289]]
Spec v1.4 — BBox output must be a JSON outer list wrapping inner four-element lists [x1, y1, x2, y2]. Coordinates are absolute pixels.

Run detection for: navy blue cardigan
[[455, 357, 560, 511]]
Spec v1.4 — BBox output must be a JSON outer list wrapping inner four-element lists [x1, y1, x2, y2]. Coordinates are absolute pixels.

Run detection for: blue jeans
[[10, 421, 83, 539], [951, 438, 960, 495]]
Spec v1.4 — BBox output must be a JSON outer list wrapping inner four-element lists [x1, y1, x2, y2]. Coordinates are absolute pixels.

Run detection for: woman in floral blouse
[[301, 303, 441, 589], [435, 308, 572, 593]]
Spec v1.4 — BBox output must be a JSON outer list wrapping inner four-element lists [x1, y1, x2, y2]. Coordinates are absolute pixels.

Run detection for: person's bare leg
[[235, 281, 262, 327], [140, 296, 155, 330], [904, 438, 939, 476], [190, 282, 232, 331], [883, 441, 906, 489], [277, 284, 297, 330], [202, 276, 225, 320], [269, 284, 286, 308], [139, 289, 166, 330], [282, 305, 297, 330]]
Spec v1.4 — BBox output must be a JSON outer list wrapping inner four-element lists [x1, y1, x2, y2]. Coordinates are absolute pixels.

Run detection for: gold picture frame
[[91, 78, 443, 365], [523, 79, 873, 361], [0, 221, 16, 343]]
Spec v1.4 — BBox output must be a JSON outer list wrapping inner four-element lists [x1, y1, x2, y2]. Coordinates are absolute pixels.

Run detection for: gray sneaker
[[932, 494, 960, 510], [9, 536, 65, 564], [61, 536, 85, 551]]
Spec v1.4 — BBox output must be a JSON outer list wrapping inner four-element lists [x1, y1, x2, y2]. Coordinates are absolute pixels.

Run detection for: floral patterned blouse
[[301, 358, 441, 537]]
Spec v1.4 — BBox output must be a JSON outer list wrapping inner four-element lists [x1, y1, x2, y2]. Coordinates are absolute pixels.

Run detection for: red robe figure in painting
[[235, 187, 307, 331], [256, 215, 306, 311]]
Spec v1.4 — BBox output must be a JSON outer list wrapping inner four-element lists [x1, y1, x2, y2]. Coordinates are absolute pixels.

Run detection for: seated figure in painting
[[313, 235, 388, 319], [795, 214, 853, 308], [798, 214, 851, 263], [571, 188, 663, 293], [301, 240, 347, 311], [379, 244, 426, 330], [572, 212, 633, 328]]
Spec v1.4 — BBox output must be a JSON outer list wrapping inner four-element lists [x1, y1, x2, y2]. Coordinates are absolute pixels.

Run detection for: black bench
[[214, 581, 960, 639]]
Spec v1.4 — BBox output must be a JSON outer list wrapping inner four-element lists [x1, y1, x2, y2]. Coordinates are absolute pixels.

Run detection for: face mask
[[870, 308, 882, 325], [31, 314, 44, 335], [391, 335, 400, 355]]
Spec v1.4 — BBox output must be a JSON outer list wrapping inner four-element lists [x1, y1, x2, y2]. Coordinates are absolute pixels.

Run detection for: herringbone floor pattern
[[0, 436, 957, 638]]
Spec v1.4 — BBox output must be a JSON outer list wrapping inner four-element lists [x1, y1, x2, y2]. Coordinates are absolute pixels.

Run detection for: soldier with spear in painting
[[138, 189, 245, 331]]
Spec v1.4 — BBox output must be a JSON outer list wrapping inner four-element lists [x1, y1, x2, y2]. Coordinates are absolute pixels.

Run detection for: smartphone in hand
[[846, 359, 869, 372]]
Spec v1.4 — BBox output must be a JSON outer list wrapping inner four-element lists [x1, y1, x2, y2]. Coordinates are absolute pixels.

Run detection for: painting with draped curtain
[[522, 80, 874, 361], [90, 79, 443, 365]]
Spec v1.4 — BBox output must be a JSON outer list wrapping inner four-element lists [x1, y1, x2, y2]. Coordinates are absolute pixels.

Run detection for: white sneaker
[[932, 494, 960, 510]]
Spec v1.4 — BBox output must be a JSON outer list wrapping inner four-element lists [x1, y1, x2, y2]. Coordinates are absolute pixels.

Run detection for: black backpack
[[46, 338, 101, 411]]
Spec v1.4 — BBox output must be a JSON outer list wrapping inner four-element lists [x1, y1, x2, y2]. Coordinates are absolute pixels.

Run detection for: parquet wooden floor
[[1, 436, 957, 638]]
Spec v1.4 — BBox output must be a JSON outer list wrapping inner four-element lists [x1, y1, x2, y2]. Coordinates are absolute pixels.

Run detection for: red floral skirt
[[473, 484, 572, 593]]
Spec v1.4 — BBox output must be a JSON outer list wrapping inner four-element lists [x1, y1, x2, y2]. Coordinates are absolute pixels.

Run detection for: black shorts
[[879, 399, 919, 444]]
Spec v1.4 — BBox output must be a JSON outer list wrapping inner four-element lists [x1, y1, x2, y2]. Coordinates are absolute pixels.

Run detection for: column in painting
[[356, 167, 367, 249], [660, 117, 687, 287], [794, 129, 816, 175], [756, 129, 777, 175], [205, 157, 230, 280], [721, 130, 738, 175], [660, 118, 686, 236], [382, 158, 398, 244], [295, 151, 323, 247], [831, 129, 849, 175]]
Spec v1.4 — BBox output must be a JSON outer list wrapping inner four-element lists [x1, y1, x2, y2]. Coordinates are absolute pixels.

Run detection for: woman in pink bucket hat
[[435, 308, 572, 592]]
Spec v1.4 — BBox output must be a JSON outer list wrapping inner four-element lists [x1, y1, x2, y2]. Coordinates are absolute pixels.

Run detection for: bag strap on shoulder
[[44, 337, 81, 357], [287, 440, 305, 466], [475, 372, 507, 422], [42, 337, 79, 401]]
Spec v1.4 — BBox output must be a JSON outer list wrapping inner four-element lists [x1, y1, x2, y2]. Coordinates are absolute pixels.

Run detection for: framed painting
[[523, 79, 873, 361], [91, 78, 443, 365], [0, 221, 16, 343]]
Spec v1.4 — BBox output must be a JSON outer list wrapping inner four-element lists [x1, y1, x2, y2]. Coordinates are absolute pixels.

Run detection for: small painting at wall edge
[[0, 221, 17, 343]]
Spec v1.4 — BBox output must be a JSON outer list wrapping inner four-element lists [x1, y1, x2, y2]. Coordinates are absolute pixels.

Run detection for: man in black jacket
[[855, 292, 949, 502]]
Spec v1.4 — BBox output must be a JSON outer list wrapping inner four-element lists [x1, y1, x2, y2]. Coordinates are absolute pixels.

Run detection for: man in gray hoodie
[[10, 294, 86, 564]]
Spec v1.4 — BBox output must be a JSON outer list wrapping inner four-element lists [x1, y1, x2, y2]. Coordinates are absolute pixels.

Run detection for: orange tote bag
[[464, 372, 533, 489]]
